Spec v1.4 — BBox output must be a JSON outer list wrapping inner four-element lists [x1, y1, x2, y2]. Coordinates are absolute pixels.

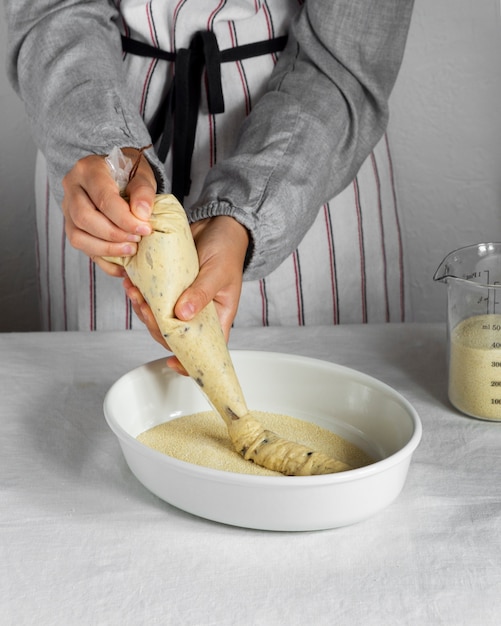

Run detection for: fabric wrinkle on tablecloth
[[1, 325, 500, 625]]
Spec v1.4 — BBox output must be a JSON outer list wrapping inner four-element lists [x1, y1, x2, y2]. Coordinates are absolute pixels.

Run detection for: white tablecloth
[[2, 324, 500, 625]]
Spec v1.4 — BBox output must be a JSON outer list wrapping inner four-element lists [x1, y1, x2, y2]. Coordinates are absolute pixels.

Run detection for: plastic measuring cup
[[434, 242, 501, 421]]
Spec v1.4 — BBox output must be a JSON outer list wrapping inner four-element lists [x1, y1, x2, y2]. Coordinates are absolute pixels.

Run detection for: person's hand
[[124, 215, 250, 374], [61, 147, 157, 275]]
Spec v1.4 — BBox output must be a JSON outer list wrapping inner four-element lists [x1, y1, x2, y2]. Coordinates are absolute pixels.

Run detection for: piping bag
[[104, 148, 351, 475]]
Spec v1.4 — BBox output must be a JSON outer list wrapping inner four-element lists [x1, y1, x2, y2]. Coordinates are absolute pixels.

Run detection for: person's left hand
[[123, 215, 249, 374]]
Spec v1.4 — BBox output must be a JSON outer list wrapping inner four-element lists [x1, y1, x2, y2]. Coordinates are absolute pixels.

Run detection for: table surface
[[2, 324, 500, 625]]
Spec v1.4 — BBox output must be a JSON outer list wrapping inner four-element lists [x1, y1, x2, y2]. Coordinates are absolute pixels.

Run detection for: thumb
[[127, 176, 156, 222], [174, 268, 237, 344], [124, 149, 157, 221], [174, 280, 212, 321]]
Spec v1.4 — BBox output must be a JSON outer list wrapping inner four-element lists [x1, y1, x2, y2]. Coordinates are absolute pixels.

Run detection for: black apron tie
[[122, 32, 288, 203]]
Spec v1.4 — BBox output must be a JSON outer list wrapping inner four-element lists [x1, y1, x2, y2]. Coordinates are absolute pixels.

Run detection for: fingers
[[123, 277, 163, 343], [177, 278, 238, 344], [122, 147, 157, 222], [165, 354, 188, 376], [122, 277, 189, 376], [175, 216, 249, 341], [61, 150, 156, 275], [93, 256, 127, 277], [63, 202, 141, 260], [63, 155, 151, 234], [174, 275, 238, 341]]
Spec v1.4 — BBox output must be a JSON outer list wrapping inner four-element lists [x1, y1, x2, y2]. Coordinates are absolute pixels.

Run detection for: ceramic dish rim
[[103, 350, 422, 486]]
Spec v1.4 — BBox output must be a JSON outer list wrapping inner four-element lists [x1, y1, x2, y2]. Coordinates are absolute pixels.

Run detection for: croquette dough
[[138, 410, 374, 476], [107, 195, 354, 475]]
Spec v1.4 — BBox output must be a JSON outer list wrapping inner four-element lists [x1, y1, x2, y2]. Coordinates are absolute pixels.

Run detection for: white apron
[[35, 0, 407, 330]]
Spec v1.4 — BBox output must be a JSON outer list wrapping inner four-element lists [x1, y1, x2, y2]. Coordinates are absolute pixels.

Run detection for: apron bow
[[122, 31, 287, 203]]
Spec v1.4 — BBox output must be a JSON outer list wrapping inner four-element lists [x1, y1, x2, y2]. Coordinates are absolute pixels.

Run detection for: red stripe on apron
[[370, 151, 390, 322], [323, 203, 339, 324], [385, 133, 405, 321], [353, 177, 367, 323]]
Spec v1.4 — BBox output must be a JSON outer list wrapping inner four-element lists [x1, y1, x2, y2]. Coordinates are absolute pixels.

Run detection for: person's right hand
[[61, 147, 157, 276]]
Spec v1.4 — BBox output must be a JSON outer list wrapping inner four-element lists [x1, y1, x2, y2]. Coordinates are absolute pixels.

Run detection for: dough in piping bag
[[106, 194, 351, 475]]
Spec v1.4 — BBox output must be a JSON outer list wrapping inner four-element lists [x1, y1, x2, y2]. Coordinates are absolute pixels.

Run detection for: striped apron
[[35, 0, 407, 330]]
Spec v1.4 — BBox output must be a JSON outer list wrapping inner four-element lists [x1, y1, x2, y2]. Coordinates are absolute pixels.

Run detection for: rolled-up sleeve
[[190, 0, 415, 281]]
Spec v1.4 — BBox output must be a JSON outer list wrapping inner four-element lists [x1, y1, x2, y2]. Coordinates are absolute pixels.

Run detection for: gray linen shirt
[[5, 0, 414, 280]]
